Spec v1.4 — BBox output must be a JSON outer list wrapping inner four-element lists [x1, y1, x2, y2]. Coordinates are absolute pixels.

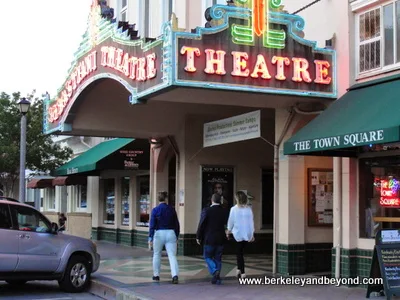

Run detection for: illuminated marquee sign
[[175, 0, 336, 97], [45, 0, 164, 132], [380, 178, 400, 208]]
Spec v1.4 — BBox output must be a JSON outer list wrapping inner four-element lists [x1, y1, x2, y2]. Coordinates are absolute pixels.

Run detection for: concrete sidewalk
[[89, 241, 386, 300]]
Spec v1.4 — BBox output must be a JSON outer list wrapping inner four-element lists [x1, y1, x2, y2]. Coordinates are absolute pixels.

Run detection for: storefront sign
[[284, 128, 400, 154], [44, 0, 164, 134], [203, 110, 260, 147], [380, 178, 400, 208], [201, 166, 234, 210], [176, 1, 336, 98]]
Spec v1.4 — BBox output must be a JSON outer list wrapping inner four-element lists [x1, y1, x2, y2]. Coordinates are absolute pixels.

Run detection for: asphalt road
[[0, 280, 101, 300]]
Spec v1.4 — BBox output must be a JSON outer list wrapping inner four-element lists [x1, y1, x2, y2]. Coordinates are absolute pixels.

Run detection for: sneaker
[[211, 270, 220, 284], [152, 276, 160, 281], [236, 270, 241, 279], [172, 276, 179, 284], [241, 273, 246, 279]]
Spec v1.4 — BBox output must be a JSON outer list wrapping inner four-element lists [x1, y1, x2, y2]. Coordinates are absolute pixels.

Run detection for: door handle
[[18, 234, 25, 239]]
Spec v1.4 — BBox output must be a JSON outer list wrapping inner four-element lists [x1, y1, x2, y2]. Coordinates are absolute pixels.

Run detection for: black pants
[[236, 241, 248, 273]]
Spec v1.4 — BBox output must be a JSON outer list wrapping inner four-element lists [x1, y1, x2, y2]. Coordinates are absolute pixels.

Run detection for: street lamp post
[[18, 98, 31, 203]]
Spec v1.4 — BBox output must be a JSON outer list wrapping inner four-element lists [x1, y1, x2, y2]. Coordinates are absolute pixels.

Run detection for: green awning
[[55, 138, 134, 176], [283, 74, 400, 156]]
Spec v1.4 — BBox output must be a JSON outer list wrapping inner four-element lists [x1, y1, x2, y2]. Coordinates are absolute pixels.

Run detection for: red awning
[[52, 176, 87, 186], [27, 178, 54, 189]]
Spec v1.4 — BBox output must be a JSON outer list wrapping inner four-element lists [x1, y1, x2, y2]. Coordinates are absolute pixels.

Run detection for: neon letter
[[272, 56, 290, 81], [231, 51, 250, 77], [314, 60, 331, 84], [107, 47, 116, 68], [121, 53, 130, 77], [129, 57, 138, 80], [180, 46, 200, 72], [136, 57, 147, 81], [146, 53, 157, 79], [115, 48, 124, 71], [100, 46, 108, 66], [204, 49, 226, 75], [292, 57, 312, 83], [250, 54, 271, 79]]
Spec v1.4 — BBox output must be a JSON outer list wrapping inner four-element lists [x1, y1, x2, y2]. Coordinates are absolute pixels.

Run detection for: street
[[0, 280, 100, 300]]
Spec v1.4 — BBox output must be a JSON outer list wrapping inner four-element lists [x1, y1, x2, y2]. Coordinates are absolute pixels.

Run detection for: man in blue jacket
[[148, 191, 180, 284], [196, 193, 228, 284]]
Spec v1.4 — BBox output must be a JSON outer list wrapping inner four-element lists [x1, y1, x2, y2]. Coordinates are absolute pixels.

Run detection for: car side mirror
[[51, 222, 59, 234]]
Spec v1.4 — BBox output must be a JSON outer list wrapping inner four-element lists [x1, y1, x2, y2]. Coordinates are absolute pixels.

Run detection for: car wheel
[[59, 255, 90, 293], [6, 280, 27, 285]]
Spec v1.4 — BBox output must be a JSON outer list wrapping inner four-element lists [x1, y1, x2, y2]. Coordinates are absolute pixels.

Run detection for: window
[[0, 204, 12, 229], [120, 0, 128, 21], [359, 155, 400, 239], [357, 1, 400, 74], [121, 177, 130, 226], [77, 185, 87, 209], [137, 175, 150, 227], [104, 179, 115, 225], [10, 205, 51, 233]]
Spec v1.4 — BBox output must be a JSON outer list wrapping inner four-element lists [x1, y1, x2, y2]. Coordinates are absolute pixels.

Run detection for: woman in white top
[[226, 191, 255, 279]]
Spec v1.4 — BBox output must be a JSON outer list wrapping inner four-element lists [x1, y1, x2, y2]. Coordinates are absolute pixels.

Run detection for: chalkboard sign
[[366, 229, 400, 299]]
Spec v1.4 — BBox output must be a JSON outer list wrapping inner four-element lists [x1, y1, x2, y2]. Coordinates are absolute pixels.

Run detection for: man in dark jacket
[[196, 193, 227, 284]]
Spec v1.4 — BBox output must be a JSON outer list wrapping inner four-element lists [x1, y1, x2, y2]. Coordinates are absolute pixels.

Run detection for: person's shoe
[[152, 276, 160, 281], [211, 270, 220, 284], [240, 273, 246, 279], [172, 276, 179, 284], [236, 269, 241, 279]]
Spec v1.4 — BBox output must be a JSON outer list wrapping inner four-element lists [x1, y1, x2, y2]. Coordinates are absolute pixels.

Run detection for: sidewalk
[[89, 241, 381, 300]]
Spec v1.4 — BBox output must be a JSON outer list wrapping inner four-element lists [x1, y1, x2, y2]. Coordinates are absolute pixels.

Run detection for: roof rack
[[0, 196, 20, 203]]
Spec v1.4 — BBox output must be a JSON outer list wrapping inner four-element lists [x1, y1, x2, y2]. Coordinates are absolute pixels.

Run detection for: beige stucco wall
[[182, 112, 275, 233], [43, 211, 58, 224], [66, 212, 92, 239]]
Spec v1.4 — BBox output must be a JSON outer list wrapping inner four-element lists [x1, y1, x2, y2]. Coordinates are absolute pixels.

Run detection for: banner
[[203, 110, 261, 147]]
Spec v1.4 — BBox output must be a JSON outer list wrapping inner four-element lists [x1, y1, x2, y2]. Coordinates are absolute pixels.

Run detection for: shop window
[[46, 188, 56, 210], [77, 185, 87, 209], [359, 156, 400, 239], [357, 1, 400, 75], [137, 175, 150, 227], [121, 177, 130, 226], [104, 179, 115, 225]]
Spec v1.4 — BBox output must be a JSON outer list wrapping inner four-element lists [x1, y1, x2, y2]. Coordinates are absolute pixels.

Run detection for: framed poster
[[201, 166, 234, 210], [308, 168, 333, 227]]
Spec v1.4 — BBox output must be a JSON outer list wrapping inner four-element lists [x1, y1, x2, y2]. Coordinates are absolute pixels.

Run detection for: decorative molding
[[350, 0, 380, 12]]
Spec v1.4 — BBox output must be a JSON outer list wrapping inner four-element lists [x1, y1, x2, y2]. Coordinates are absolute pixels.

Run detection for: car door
[[0, 203, 18, 272], [9, 204, 62, 272]]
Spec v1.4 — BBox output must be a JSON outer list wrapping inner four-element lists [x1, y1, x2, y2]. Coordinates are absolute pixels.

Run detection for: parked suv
[[0, 197, 100, 292]]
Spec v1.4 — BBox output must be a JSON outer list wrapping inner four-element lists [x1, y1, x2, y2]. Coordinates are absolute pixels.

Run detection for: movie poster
[[201, 166, 234, 210]]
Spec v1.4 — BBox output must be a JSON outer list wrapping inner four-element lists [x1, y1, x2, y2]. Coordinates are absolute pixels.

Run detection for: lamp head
[[18, 98, 31, 115]]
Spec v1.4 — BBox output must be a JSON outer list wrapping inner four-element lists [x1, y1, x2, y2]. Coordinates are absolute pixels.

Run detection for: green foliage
[[0, 91, 73, 196]]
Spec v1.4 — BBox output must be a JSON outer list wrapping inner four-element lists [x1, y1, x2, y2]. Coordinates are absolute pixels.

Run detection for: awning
[[52, 176, 87, 186], [54, 138, 150, 176], [283, 74, 400, 157], [27, 178, 54, 189]]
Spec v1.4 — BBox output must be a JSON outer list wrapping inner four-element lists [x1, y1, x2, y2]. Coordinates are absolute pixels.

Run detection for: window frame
[[356, 0, 400, 78], [120, 0, 128, 22], [76, 184, 88, 211], [9, 204, 52, 234]]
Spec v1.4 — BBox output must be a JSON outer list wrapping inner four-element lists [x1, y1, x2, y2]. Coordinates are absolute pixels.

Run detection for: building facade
[[41, 0, 355, 278]]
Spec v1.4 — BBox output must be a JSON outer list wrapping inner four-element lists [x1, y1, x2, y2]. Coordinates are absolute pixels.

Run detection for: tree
[[0, 91, 73, 197]]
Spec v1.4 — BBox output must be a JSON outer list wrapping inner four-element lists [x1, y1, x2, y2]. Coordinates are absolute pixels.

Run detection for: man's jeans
[[203, 245, 224, 275], [153, 229, 179, 277]]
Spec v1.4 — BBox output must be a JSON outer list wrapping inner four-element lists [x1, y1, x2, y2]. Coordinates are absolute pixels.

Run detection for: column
[[88, 176, 100, 240], [339, 157, 358, 278]]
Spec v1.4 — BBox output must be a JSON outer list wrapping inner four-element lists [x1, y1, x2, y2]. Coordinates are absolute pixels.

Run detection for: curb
[[89, 279, 152, 300]]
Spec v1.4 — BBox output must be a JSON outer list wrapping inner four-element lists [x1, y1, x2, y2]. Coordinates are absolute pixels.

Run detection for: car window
[[0, 204, 12, 229], [10, 205, 51, 233]]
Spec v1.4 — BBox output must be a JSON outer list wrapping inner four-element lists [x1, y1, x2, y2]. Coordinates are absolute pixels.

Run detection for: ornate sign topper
[[43, 0, 336, 135], [175, 0, 336, 98]]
